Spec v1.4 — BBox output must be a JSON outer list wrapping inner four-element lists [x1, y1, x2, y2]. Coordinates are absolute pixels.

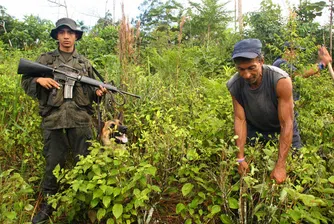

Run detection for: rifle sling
[[92, 66, 105, 83], [92, 66, 104, 137]]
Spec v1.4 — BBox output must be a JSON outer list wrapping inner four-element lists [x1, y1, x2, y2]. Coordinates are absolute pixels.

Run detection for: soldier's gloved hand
[[36, 77, 60, 90]]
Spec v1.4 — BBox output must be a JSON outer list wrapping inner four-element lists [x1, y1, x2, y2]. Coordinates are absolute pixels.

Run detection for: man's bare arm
[[231, 96, 248, 174], [271, 77, 294, 183]]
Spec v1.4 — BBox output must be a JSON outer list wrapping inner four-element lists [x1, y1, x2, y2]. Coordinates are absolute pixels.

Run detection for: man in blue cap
[[226, 39, 302, 184], [21, 18, 107, 223]]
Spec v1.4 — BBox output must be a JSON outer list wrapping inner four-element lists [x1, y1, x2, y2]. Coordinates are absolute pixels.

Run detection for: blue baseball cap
[[232, 39, 262, 59]]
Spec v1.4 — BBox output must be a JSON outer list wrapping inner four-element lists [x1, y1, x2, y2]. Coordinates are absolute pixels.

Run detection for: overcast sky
[[0, 0, 328, 27]]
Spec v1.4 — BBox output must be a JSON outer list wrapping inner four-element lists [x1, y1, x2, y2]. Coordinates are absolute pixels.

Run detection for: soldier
[[21, 18, 107, 223]]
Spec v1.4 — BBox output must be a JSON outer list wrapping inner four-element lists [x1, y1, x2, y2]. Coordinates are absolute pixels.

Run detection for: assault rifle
[[17, 58, 140, 101]]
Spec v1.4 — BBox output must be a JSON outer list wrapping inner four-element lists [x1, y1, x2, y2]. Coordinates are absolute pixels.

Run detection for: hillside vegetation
[[0, 0, 333, 223]]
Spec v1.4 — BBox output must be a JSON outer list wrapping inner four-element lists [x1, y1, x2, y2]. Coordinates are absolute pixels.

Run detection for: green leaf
[[144, 166, 157, 176], [87, 182, 97, 190], [113, 187, 121, 197], [83, 162, 92, 172], [182, 183, 194, 196], [133, 188, 141, 197], [24, 204, 34, 211], [176, 203, 186, 214], [53, 165, 60, 177], [105, 186, 114, 195], [90, 198, 99, 208], [211, 205, 221, 214], [198, 192, 206, 199], [231, 184, 240, 192], [189, 197, 200, 209], [185, 219, 192, 224], [72, 180, 81, 192], [186, 148, 199, 160], [93, 189, 104, 199], [103, 196, 112, 208], [77, 192, 86, 202], [287, 209, 301, 221], [321, 188, 334, 194], [97, 208, 106, 221], [299, 194, 325, 206], [4, 211, 16, 220], [279, 188, 288, 202], [110, 169, 119, 176], [220, 214, 233, 224], [151, 185, 161, 192], [92, 164, 101, 175], [107, 218, 115, 224], [228, 197, 239, 209], [100, 185, 108, 193], [113, 204, 123, 219], [255, 211, 266, 221], [107, 177, 117, 185], [329, 176, 334, 184], [0, 169, 14, 177]]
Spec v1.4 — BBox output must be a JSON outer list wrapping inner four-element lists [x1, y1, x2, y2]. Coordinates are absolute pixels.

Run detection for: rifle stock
[[18, 58, 55, 76]]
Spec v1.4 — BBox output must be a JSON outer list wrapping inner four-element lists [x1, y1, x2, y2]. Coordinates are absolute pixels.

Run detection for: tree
[[95, 11, 115, 28], [136, 0, 184, 47], [184, 0, 232, 44], [0, 11, 54, 50], [0, 6, 15, 48], [244, 0, 284, 59], [293, 0, 327, 45], [295, 0, 326, 23], [76, 20, 89, 33]]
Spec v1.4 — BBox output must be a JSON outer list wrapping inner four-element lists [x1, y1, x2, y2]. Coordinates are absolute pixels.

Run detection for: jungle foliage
[[0, 0, 333, 223]]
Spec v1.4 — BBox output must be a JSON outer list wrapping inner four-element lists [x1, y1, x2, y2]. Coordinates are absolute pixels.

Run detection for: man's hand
[[270, 164, 287, 184], [238, 161, 249, 176], [36, 77, 60, 90], [96, 85, 108, 97], [318, 45, 332, 66]]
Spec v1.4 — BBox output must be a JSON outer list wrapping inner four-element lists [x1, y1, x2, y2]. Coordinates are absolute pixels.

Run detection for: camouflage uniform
[[21, 48, 97, 195]]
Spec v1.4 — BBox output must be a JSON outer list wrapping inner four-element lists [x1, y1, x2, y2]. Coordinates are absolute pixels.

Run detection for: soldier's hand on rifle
[[36, 77, 60, 90], [96, 85, 108, 97]]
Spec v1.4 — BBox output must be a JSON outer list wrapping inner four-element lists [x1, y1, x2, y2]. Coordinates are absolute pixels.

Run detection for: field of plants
[[0, 0, 333, 223]]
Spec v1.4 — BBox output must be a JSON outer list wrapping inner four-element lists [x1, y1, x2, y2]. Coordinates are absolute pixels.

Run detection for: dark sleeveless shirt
[[226, 65, 289, 132]]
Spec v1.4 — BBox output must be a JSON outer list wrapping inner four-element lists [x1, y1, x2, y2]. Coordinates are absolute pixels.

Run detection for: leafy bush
[[0, 4, 333, 223], [0, 169, 34, 223], [50, 144, 161, 223]]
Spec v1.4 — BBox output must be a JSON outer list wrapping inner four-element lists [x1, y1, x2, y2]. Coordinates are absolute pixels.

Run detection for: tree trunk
[[238, 0, 243, 36], [330, 0, 333, 56]]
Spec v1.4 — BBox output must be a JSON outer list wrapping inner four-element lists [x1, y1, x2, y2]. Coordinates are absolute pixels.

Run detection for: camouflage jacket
[[21, 49, 98, 129]]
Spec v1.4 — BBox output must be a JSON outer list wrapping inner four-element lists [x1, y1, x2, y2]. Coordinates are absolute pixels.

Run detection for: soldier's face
[[57, 27, 77, 52]]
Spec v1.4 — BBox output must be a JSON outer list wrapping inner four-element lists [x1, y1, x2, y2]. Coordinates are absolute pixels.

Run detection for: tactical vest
[[37, 50, 95, 117]]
